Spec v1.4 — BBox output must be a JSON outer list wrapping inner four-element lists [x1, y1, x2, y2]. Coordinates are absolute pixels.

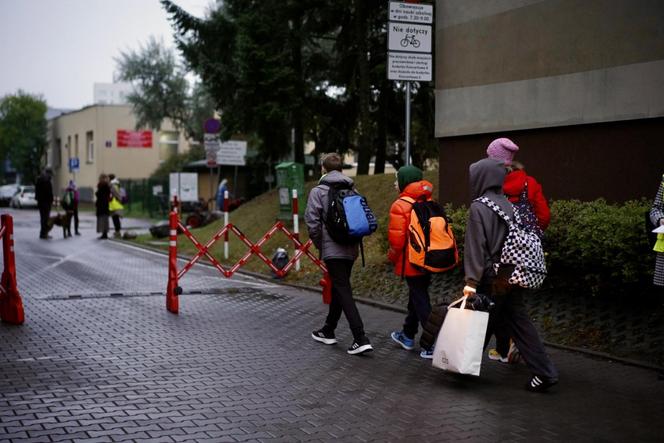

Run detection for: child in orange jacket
[[387, 165, 436, 358]]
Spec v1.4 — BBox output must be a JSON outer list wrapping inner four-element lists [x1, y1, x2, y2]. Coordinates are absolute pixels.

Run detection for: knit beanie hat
[[397, 165, 423, 191], [486, 138, 519, 165]]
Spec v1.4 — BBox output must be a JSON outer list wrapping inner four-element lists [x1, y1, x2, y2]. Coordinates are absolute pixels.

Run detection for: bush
[[545, 199, 653, 295], [444, 199, 654, 296]]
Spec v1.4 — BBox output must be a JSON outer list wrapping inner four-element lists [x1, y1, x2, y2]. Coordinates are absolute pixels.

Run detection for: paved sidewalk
[[1, 209, 663, 442]]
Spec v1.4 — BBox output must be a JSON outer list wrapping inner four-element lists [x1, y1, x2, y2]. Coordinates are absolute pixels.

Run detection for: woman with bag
[[95, 174, 111, 240], [463, 158, 558, 392], [108, 174, 124, 238], [650, 174, 664, 287]]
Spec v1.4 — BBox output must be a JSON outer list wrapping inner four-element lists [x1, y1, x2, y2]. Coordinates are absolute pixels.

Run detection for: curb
[[111, 238, 664, 374]]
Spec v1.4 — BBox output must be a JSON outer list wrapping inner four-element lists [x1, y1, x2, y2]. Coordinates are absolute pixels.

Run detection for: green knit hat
[[397, 165, 423, 191]]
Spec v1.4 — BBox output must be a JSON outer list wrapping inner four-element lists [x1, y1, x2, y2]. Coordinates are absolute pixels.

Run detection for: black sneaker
[[347, 336, 373, 355], [312, 329, 337, 345], [525, 375, 558, 392]]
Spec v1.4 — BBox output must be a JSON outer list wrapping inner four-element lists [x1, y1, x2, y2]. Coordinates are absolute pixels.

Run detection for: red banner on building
[[117, 130, 153, 148]]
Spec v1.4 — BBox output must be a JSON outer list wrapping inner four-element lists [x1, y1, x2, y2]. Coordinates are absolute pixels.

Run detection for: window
[[54, 138, 62, 169], [74, 134, 79, 158], [67, 135, 72, 162], [159, 131, 179, 161], [86, 131, 94, 163]]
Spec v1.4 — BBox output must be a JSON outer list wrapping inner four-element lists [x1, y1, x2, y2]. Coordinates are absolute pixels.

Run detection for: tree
[[114, 37, 215, 142], [0, 91, 48, 184]]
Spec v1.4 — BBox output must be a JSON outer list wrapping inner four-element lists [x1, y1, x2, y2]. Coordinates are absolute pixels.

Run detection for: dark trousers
[[63, 211, 73, 237], [403, 274, 432, 340], [481, 282, 558, 380], [323, 259, 365, 341], [112, 214, 121, 233], [73, 207, 79, 233], [38, 204, 51, 238]]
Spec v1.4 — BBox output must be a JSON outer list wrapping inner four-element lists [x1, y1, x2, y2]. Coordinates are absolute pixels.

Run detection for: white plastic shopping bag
[[432, 295, 489, 376]]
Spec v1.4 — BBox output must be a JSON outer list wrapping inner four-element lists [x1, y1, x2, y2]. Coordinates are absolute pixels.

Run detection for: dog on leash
[[47, 212, 73, 238]]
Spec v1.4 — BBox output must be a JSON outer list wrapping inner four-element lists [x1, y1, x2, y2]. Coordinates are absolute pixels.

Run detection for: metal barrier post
[[165, 208, 180, 314], [0, 215, 24, 324], [292, 189, 300, 271], [223, 190, 229, 259]]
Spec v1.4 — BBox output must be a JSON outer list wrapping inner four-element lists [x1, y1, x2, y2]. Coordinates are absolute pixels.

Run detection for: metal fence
[[122, 178, 170, 219]]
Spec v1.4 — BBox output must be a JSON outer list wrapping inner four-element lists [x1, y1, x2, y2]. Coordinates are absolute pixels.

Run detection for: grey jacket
[[304, 170, 359, 261], [464, 158, 514, 288]]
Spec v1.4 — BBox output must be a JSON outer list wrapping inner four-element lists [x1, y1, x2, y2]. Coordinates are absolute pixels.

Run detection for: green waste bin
[[275, 162, 305, 220]]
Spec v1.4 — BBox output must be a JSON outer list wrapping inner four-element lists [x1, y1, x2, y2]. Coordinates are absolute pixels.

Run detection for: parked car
[[0, 184, 19, 207], [10, 185, 37, 208]]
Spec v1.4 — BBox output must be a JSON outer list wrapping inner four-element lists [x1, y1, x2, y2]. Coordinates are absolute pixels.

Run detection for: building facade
[[434, 0, 664, 205], [47, 104, 190, 201]]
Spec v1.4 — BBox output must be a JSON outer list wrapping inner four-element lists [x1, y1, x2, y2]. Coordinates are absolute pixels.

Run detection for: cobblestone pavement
[[1, 209, 663, 442]]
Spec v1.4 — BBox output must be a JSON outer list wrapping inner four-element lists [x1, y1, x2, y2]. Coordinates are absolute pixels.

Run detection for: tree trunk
[[290, 9, 305, 164], [354, 0, 371, 175], [373, 81, 389, 175]]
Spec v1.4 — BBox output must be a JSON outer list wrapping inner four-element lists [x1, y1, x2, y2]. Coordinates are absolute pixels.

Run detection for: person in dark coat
[[650, 174, 664, 287], [463, 158, 558, 392], [95, 174, 111, 240], [35, 168, 54, 239], [305, 153, 373, 355]]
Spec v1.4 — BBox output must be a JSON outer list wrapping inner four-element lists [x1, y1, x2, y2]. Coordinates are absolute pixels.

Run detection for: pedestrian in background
[[650, 174, 664, 287], [463, 158, 558, 392], [216, 178, 228, 211], [60, 184, 75, 238], [35, 167, 54, 239], [108, 174, 123, 238], [66, 180, 81, 235], [387, 165, 436, 359], [305, 153, 373, 355], [95, 174, 111, 240]]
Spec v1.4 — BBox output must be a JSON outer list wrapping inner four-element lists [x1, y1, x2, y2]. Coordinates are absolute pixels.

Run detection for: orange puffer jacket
[[387, 180, 434, 277]]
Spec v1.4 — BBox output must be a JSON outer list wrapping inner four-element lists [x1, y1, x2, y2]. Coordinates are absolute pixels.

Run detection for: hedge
[[443, 199, 654, 296]]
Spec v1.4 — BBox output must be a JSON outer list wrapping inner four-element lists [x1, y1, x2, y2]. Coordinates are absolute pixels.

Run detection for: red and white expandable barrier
[[164, 193, 331, 314], [0, 214, 24, 325]]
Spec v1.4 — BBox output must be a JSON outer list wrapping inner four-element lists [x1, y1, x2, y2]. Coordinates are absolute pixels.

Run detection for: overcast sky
[[0, 0, 211, 110]]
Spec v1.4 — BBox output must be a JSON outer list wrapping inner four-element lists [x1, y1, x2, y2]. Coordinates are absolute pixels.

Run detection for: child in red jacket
[[387, 165, 436, 359], [487, 138, 551, 363]]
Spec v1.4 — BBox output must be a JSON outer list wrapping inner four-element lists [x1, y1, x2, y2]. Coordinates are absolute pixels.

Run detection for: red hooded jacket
[[503, 170, 550, 231], [387, 180, 434, 277]]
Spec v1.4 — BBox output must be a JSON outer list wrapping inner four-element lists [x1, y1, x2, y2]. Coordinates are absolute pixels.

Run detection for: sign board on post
[[388, 22, 432, 53], [169, 172, 198, 202], [204, 133, 220, 167], [68, 157, 80, 172], [216, 140, 247, 166], [388, 52, 432, 81], [389, 1, 433, 23]]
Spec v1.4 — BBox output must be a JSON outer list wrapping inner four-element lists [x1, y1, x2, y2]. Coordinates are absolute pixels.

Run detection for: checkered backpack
[[476, 197, 547, 289]]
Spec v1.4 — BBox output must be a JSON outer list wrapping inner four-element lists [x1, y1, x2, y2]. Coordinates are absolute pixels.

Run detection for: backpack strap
[[475, 197, 514, 228], [320, 180, 352, 190]]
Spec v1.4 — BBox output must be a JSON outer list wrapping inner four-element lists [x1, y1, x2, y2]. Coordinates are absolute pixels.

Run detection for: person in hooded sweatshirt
[[305, 153, 373, 355], [463, 158, 558, 392], [387, 165, 436, 359]]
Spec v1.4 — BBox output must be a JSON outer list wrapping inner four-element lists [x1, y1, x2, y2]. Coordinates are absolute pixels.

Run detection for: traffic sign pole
[[405, 82, 411, 165]]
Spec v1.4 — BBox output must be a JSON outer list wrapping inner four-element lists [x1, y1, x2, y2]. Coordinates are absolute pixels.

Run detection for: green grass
[[131, 171, 439, 289]]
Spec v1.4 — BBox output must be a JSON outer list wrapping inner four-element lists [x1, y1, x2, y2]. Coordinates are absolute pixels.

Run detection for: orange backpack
[[401, 197, 459, 273]]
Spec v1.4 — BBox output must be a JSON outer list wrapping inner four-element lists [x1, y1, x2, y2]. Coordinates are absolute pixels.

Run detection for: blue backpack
[[321, 180, 378, 245]]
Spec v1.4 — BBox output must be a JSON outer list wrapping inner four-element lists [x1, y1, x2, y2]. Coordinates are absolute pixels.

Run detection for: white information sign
[[216, 140, 247, 166], [388, 21, 432, 53], [389, 1, 433, 24], [388, 52, 432, 81], [169, 172, 198, 202], [204, 133, 220, 166]]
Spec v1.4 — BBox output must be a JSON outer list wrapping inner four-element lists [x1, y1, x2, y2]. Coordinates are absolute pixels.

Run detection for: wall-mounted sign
[[216, 140, 247, 166], [169, 172, 198, 202], [117, 130, 152, 148]]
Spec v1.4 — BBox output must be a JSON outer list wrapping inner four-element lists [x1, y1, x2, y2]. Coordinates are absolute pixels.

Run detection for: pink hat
[[486, 138, 519, 165]]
